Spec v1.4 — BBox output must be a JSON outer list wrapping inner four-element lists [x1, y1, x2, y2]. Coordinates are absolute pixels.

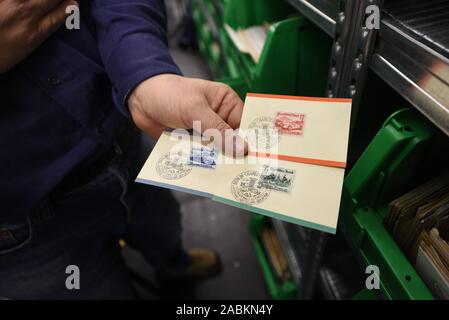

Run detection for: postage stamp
[[231, 170, 271, 205], [156, 152, 192, 180], [247, 116, 281, 151], [274, 112, 305, 136], [188, 147, 218, 169], [257, 165, 295, 193]]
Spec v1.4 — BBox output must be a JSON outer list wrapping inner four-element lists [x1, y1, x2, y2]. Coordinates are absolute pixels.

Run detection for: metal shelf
[[286, 0, 338, 36], [197, 0, 220, 40], [272, 0, 449, 300], [272, 219, 304, 287], [212, 0, 223, 15], [272, 219, 328, 299], [287, 0, 449, 136], [371, 0, 449, 136]]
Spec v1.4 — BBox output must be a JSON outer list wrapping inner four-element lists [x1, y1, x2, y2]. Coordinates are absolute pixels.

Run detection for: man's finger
[[195, 105, 247, 157], [37, 0, 77, 36], [214, 95, 244, 129], [29, 0, 66, 16], [203, 81, 244, 129], [225, 99, 244, 129]]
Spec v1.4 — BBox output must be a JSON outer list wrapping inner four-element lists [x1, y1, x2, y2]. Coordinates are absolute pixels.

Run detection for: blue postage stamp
[[188, 147, 218, 169]]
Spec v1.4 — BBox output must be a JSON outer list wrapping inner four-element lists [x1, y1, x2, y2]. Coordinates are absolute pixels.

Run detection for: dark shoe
[[158, 249, 222, 279], [184, 249, 221, 277], [155, 249, 221, 299]]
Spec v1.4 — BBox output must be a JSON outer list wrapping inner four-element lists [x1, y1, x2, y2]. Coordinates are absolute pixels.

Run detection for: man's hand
[[0, 0, 77, 73], [129, 74, 247, 156]]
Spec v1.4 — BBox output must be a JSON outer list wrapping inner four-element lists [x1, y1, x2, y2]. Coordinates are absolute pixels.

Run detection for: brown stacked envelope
[[260, 226, 291, 283], [385, 173, 449, 299]]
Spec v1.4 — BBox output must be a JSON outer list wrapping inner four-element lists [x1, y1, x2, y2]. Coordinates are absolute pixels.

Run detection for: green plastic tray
[[341, 108, 436, 300]]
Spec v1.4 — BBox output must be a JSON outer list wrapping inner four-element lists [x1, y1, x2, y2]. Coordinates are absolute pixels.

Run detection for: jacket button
[[47, 75, 61, 86]]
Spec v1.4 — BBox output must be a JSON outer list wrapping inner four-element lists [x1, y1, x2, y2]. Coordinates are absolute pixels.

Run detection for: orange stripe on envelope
[[246, 93, 352, 103], [249, 152, 347, 169]]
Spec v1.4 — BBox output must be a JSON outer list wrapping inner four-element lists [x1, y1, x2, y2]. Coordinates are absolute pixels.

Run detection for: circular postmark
[[156, 152, 192, 180], [247, 116, 281, 151], [231, 170, 270, 205]]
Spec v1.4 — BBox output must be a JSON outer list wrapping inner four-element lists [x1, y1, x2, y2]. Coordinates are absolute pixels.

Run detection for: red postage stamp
[[274, 112, 306, 136]]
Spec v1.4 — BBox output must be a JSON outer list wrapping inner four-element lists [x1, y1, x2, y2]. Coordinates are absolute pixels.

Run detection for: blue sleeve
[[89, 0, 182, 116]]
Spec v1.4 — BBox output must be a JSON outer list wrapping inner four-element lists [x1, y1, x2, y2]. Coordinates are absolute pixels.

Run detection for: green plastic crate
[[193, 0, 332, 98], [220, 76, 249, 98], [352, 288, 379, 300], [249, 215, 297, 299], [341, 108, 436, 300], [193, 0, 228, 78], [223, 0, 292, 29]]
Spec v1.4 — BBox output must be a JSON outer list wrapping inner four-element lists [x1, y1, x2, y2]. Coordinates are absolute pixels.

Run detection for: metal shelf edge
[[286, 0, 336, 37], [370, 18, 449, 136]]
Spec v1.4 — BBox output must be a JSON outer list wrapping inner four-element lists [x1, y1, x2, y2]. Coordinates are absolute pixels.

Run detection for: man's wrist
[[128, 74, 179, 116]]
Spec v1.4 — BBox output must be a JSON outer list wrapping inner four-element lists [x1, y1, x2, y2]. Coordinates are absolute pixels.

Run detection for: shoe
[[184, 249, 221, 277], [155, 249, 221, 299]]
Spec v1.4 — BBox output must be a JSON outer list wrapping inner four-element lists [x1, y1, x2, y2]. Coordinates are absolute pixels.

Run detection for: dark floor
[[122, 27, 270, 299], [178, 193, 269, 299], [123, 194, 269, 299]]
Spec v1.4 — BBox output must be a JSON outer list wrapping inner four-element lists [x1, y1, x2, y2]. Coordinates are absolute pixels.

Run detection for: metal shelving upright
[[286, 0, 338, 36]]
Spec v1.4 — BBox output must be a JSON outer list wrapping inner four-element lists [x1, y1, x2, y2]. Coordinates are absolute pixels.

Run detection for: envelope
[[136, 131, 219, 198], [240, 93, 352, 168], [415, 228, 449, 299], [212, 158, 344, 234], [136, 131, 345, 234], [136, 93, 352, 234]]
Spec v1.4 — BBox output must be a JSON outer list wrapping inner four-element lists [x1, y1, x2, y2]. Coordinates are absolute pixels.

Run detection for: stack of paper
[[415, 228, 449, 299], [224, 24, 270, 63], [385, 173, 449, 257], [260, 225, 291, 282], [136, 93, 352, 234], [385, 173, 449, 299]]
